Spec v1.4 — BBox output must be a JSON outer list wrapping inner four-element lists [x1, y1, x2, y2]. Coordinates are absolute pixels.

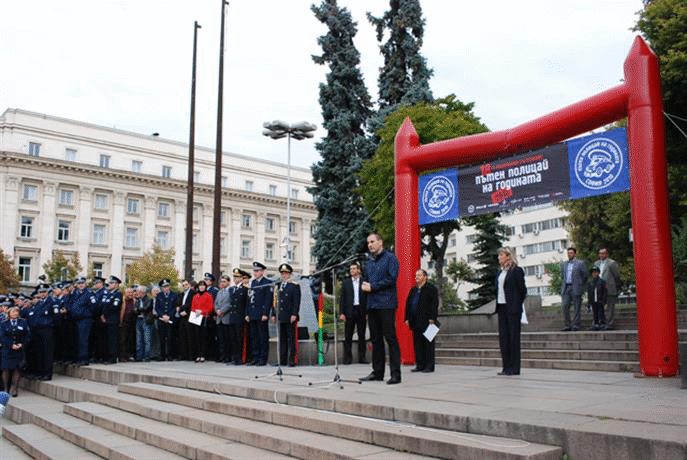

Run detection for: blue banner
[[418, 128, 629, 225]]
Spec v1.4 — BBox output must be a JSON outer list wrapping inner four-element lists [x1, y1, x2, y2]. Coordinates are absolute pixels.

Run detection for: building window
[[28, 142, 40, 156], [289, 220, 297, 234], [18, 257, 31, 282], [20, 216, 33, 238], [221, 176, 228, 187], [57, 220, 71, 242], [92, 224, 106, 245], [156, 230, 169, 249], [99, 154, 110, 168], [241, 240, 252, 259], [132, 160, 142, 173], [192, 233, 199, 253], [241, 214, 252, 229], [58, 189, 74, 206], [65, 148, 77, 162], [245, 180, 253, 192], [92, 262, 104, 279], [94, 194, 108, 210], [125, 227, 139, 248], [265, 242, 275, 261], [22, 184, 38, 201], [220, 237, 226, 256], [220, 211, 227, 226], [193, 207, 200, 222], [268, 185, 277, 196], [287, 244, 297, 262], [465, 234, 478, 244], [158, 202, 170, 218], [162, 165, 172, 178], [291, 188, 299, 199], [127, 198, 140, 215], [194, 171, 200, 183], [265, 217, 275, 232]]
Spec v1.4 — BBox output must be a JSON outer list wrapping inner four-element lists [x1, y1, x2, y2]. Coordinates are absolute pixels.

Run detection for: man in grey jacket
[[214, 275, 232, 362], [560, 247, 587, 331], [594, 248, 622, 329]]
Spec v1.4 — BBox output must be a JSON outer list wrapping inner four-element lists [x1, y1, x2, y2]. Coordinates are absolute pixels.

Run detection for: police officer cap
[[37, 283, 51, 292], [108, 275, 122, 285], [159, 278, 171, 287], [52, 282, 63, 290], [92, 276, 106, 284], [204, 273, 216, 282], [252, 261, 266, 271], [590, 266, 601, 273], [278, 263, 293, 274], [232, 268, 242, 277], [75, 276, 87, 284], [240, 269, 251, 278]]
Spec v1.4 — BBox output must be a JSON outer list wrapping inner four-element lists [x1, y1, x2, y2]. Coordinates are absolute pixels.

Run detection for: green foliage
[[634, 0, 687, 224], [42, 251, 83, 283], [464, 214, 508, 309], [358, 95, 489, 302], [672, 214, 687, 303], [309, 0, 374, 271], [545, 262, 562, 296], [126, 246, 180, 289], [0, 250, 20, 292], [558, 193, 634, 287]]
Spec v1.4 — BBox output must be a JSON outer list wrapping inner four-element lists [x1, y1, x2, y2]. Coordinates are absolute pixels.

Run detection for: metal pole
[[286, 133, 292, 262], [212, 0, 228, 277], [185, 20, 201, 280]]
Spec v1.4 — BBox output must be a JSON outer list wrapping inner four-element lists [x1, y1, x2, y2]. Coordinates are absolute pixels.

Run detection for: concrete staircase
[[436, 306, 687, 372], [2, 365, 563, 460]]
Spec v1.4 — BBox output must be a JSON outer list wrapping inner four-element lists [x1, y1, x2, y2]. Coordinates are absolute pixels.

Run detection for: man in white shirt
[[339, 262, 368, 364]]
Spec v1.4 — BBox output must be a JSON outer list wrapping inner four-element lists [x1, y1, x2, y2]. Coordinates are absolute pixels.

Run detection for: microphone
[[0, 391, 10, 417]]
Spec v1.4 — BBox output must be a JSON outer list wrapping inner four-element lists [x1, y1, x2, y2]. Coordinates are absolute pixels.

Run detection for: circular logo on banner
[[574, 137, 623, 190], [422, 176, 455, 219]]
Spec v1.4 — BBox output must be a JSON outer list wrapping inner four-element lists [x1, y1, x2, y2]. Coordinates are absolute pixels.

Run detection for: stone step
[[0, 417, 37, 459], [435, 355, 640, 372], [436, 347, 639, 362], [4, 392, 187, 459], [33, 376, 561, 460], [2, 423, 102, 460], [438, 339, 639, 351]]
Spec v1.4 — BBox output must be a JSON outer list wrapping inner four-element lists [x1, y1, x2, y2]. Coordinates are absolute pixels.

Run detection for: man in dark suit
[[594, 248, 622, 329], [176, 279, 194, 360], [339, 262, 368, 365], [404, 269, 439, 373], [245, 262, 272, 366], [560, 247, 588, 331], [276, 263, 300, 367], [154, 279, 177, 361]]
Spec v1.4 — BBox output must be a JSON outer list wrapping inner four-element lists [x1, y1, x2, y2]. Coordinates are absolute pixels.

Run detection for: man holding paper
[[404, 269, 438, 373]]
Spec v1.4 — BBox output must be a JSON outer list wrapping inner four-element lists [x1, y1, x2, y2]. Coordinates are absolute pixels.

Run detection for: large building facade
[[0, 109, 317, 286]]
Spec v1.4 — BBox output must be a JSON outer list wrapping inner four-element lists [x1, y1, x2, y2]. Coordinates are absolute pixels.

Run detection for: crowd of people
[[0, 261, 303, 397]]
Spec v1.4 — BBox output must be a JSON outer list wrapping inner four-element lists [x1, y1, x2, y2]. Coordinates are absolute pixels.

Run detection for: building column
[[256, 211, 266, 266], [2, 176, 20, 254], [39, 181, 57, 269], [111, 192, 125, 277], [231, 209, 241, 268], [77, 186, 93, 271], [143, 196, 156, 251]]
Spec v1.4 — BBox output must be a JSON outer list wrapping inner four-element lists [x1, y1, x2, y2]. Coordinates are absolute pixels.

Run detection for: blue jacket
[[26, 298, 59, 328], [364, 250, 400, 309], [246, 277, 273, 320], [154, 290, 177, 322], [68, 288, 97, 320], [101, 289, 123, 324], [227, 284, 248, 324], [276, 280, 300, 323]]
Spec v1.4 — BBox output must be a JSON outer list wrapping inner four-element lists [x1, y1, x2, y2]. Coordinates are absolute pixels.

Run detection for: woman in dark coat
[[1, 306, 32, 396], [404, 269, 439, 373], [495, 247, 527, 376]]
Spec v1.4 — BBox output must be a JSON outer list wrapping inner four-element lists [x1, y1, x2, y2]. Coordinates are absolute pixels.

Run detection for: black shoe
[[571, 326, 580, 331], [561, 327, 572, 331], [342, 360, 352, 365], [421, 368, 434, 373], [497, 370, 511, 375], [410, 367, 424, 372], [359, 373, 383, 382], [386, 376, 401, 385], [358, 359, 369, 364]]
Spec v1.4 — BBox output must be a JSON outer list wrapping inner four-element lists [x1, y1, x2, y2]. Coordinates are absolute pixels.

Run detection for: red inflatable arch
[[394, 36, 678, 377]]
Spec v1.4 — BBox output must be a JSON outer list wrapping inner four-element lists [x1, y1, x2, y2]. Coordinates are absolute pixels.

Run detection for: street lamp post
[[262, 120, 316, 263]]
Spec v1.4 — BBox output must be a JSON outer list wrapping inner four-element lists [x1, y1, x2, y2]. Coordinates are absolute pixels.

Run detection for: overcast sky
[[1, 1, 643, 169]]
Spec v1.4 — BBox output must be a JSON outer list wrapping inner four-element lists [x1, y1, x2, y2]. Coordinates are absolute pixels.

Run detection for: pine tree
[[309, 0, 374, 272], [465, 214, 508, 309], [367, 0, 434, 132]]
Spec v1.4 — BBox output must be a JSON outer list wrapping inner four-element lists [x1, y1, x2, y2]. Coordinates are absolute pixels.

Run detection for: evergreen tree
[[309, 0, 374, 272], [465, 214, 508, 309], [367, 0, 434, 112]]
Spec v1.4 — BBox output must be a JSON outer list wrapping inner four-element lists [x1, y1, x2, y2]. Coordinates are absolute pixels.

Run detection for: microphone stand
[[308, 254, 364, 388]]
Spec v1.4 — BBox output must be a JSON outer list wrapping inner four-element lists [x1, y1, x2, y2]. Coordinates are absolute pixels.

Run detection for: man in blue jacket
[[245, 262, 272, 366], [360, 233, 401, 385], [68, 277, 97, 366]]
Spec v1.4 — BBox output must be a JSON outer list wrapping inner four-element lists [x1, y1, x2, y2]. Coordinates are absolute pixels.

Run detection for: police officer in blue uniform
[[100, 276, 123, 364], [27, 283, 59, 380], [1, 306, 31, 396], [245, 262, 272, 366], [155, 279, 177, 361], [90, 276, 107, 362], [226, 268, 249, 365], [276, 264, 301, 367], [68, 277, 97, 366]]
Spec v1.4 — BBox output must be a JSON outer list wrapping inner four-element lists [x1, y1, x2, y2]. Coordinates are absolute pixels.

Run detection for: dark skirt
[[1, 347, 25, 370]]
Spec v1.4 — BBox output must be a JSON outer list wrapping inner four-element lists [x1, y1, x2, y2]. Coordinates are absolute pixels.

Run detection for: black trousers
[[157, 321, 174, 359], [497, 304, 521, 374], [30, 326, 55, 377], [228, 323, 243, 364], [248, 320, 269, 364], [411, 327, 435, 371], [279, 321, 297, 366], [367, 308, 401, 379], [217, 323, 230, 361], [343, 306, 367, 364]]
